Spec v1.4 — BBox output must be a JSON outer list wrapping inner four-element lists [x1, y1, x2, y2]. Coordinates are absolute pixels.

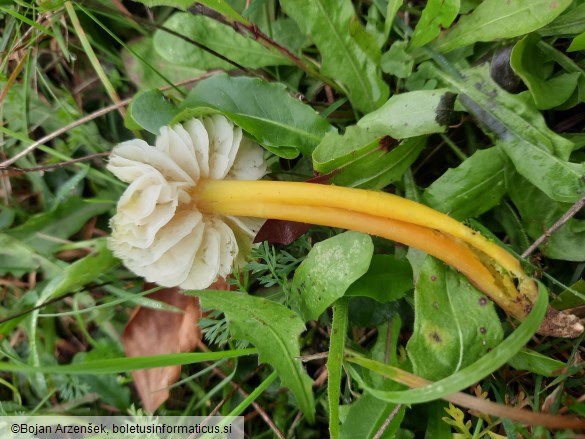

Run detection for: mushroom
[[108, 116, 583, 338]]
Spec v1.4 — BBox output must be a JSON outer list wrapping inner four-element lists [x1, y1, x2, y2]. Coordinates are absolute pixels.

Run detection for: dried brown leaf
[[123, 284, 203, 412]]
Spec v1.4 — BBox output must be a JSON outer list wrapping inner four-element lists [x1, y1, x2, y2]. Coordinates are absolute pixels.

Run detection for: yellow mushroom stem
[[196, 180, 583, 338]]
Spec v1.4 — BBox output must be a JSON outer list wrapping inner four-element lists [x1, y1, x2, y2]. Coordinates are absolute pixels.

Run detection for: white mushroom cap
[[107, 115, 267, 289]]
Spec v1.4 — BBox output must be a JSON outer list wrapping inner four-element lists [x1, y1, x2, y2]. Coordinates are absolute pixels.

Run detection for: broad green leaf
[[0, 349, 256, 374], [194, 290, 315, 423], [346, 286, 548, 404], [154, 13, 291, 70], [436, 0, 572, 53], [423, 147, 510, 220], [346, 255, 413, 302], [551, 279, 585, 311], [348, 298, 402, 327], [181, 74, 335, 158], [358, 89, 455, 139], [313, 126, 380, 173], [291, 232, 373, 321], [508, 174, 585, 261], [40, 240, 119, 301], [406, 256, 503, 381], [122, 38, 205, 90], [0, 234, 61, 277], [280, 0, 389, 113], [568, 30, 585, 51], [510, 35, 581, 109], [340, 394, 405, 439], [540, 2, 585, 36], [507, 349, 565, 377], [6, 197, 111, 255], [331, 136, 426, 190], [313, 126, 426, 189], [126, 89, 180, 134], [434, 65, 585, 203], [410, 0, 459, 48]]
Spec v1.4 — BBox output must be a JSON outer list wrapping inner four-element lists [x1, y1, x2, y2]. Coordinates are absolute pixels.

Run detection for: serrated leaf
[[436, 0, 572, 53], [154, 13, 291, 70], [410, 0, 459, 48], [195, 290, 315, 423], [508, 173, 585, 261], [313, 126, 380, 173], [407, 256, 503, 381], [436, 65, 585, 203], [358, 89, 455, 139], [181, 74, 335, 158], [381, 41, 414, 78], [291, 232, 373, 321], [423, 147, 510, 220], [345, 255, 413, 302], [280, 0, 389, 113]]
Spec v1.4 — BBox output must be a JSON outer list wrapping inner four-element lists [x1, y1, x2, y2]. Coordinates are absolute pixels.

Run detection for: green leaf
[[328, 297, 349, 439], [0, 234, 62, 277], [346, 255, 413, 302], [346, 285, 548, 404], [181, 74, 335, 158], [348, 298, 402, 327], [381, 41, 414, 78], [126, 89, 180, 134], [280, 0, 389, 113], [568, 30, 585, 51], [313, 126, 426, 189], [410, 0, 459, 48], [6, 197, 111, 255], [313, 126, 380, 173], [406, 256, 503, 381], [291, 232, 373, 321], [122, 38, 205, 90], [39, 239, 119, 301], [423, 147, 510, 220], [194, 290, 316, 423], [551, 279, 585, 310], [507, 349, 565, 377], [510, 34, 581, 109], [0, 349, 257, 374], [194, 0, 249, 23], [436, 0, 572, 53], [508, 173, 585, 261], [540, 2, 585, 36], [154, 13, 291, 70], [358, 89, 456, 139], [340, 394, 405, 439], [434, 65, 585, 203], [128, 0, 194, 8]]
